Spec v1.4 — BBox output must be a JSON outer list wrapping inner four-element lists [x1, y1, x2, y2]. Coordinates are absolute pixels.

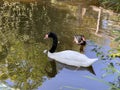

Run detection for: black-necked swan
[[44, 32, 98, 67]]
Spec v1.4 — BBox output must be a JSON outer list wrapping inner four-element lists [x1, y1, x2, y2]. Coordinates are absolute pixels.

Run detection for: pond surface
[[0, 1, 120, 90], [39, 40, 120, 90]]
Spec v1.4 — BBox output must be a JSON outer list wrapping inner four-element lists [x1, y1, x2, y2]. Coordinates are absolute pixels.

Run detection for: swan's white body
[[47, 50, 98, 67]]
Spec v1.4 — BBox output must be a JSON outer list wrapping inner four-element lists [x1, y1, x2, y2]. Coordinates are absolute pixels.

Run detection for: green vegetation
[[99, 0, 120, 13]]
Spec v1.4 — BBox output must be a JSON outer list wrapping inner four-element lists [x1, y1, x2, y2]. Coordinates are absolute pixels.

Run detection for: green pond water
[[0, 1, 119, 90]]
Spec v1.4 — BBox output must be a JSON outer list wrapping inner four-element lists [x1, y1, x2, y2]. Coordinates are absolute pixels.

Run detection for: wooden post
[[81, 7, 86, 19], [95, 7, 102, 34]]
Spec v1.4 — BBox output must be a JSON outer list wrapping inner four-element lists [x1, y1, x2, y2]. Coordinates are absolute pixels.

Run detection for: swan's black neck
[[48, 32, 58, 53]]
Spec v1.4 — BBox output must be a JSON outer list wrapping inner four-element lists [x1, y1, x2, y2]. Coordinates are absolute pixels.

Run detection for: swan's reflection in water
[[45, 58, 96, 78], [56, 61, 96, 75], [45, 59, 57, 77]]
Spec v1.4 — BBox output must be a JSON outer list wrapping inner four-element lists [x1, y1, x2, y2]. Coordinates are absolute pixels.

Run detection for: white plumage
[[47, 50, 98, 67]]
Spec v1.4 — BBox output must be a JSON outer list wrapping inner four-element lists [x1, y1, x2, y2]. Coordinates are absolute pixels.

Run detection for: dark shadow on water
[[45, 59, 57, 78], [78, 66, 95, 75], [57, 62, 96, 75]]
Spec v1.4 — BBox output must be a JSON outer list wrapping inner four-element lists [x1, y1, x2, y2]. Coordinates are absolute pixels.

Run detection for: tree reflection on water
[[0, 1, 77, 89]]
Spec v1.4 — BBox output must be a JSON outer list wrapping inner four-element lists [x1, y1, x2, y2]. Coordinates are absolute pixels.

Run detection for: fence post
[[96, 7, 102, 34]]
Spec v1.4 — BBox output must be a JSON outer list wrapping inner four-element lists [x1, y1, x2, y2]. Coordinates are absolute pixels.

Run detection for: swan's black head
[[44, 32, 58, 53], [48, 32, 57, 38], [44, 32, 57, 39]]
